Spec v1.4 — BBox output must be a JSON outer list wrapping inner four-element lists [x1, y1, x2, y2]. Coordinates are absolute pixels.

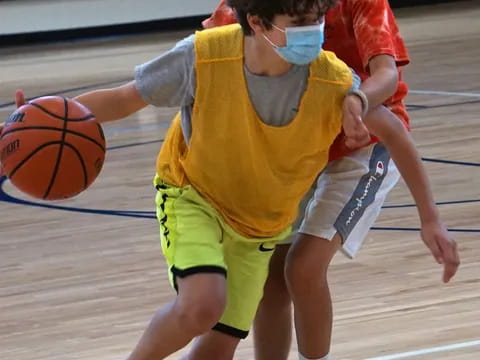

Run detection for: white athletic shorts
[[286, 142, 400, 258]]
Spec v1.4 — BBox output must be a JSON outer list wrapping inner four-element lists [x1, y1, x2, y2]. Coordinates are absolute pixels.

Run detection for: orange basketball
[[0, 96, 106, 200]]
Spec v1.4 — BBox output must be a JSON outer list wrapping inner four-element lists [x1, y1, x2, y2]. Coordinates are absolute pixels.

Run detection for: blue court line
[[421, 157, 480, 167], [371, 227, 480, 233], [108, 139, 164, 151], [0, 176, 156, 219], [383, 199, 480, 209], [106, 137, 480, 167], [0, 79, 131, 109], [1, 176, 478, 232], [1, 134, 478, 232]]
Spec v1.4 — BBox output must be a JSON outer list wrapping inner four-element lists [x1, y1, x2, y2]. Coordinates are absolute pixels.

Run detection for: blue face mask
[[263, 22, 325, 65]]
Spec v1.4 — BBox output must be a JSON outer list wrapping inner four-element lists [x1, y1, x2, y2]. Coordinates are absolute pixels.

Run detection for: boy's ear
[[247, 14, 266, 35]]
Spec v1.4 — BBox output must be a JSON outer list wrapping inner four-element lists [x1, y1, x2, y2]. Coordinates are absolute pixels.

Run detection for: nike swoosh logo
[[259, 243, 275, 252]]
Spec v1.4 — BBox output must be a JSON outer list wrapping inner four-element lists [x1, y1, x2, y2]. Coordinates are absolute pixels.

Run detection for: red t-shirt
[[203, 0, 411, 160]]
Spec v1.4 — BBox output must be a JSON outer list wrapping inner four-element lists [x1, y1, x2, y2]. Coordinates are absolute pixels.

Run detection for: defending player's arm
[[351, 0, 409, 111], [342, 70, 371, 148], [360, 54, 398, 110], [343, 53, 398, 146], [364, 106, 460, 283]]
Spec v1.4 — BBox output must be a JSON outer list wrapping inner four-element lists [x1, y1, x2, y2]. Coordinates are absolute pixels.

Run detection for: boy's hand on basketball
[[15, 89, 26, 108], [421, 220, 460, 283], [342, 94, 370, 149], [0, 90, 26, 177]]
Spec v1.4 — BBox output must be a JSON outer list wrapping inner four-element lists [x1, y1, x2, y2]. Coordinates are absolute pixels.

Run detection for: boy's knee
[[285, 234, 339, 292], [285, 253, 329, 293], [175, 274, 227, 335], [176, 295, 226, 334]]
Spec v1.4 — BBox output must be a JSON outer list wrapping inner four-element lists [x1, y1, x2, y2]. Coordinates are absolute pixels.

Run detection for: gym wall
[[0, 0, 465, 44]]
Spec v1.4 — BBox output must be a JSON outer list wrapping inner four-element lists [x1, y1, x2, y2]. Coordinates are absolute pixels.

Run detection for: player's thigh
[[155, 182, 226, 289], [216, 237, 277, 339], [300, 143, 400, 258]]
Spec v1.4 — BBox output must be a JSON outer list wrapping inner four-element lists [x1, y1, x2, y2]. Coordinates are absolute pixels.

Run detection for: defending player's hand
[[421, 220, 460, 283], [342, 94, 370, 149]]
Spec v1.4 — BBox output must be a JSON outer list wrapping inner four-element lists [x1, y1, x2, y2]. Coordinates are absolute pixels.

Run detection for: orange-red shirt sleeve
[[202, 0, 237, 29], [350, 0, 410, 70]]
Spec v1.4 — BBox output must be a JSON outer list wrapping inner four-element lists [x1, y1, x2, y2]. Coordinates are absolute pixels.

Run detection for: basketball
[[0, 96, 106, 200]]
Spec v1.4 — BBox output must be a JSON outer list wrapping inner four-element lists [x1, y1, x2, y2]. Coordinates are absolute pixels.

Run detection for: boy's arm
[[0, 84, 147, 177], [365, 106, 460, 283], [7, 33, 197, 126], [8, 82, 147, 125], [74, 81, 147, 123], [13, 83, 147, 123], [342, 70, 370, 148], [344, 53, 399, 132], [350, 0, 409, 112], [361, 54, 399, 110]]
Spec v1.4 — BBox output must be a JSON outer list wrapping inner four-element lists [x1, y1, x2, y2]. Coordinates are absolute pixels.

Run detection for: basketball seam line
[[8, 141, 64, 179], [43, 98, 69, 199], [1, 127, 105, 151], [7, 141, 90, 197], [29, 102, 95, 122], [63, 143, 88, 189]]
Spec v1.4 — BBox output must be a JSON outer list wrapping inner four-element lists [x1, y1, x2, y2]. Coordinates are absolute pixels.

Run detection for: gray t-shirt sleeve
[[134, 34, 196, 108]]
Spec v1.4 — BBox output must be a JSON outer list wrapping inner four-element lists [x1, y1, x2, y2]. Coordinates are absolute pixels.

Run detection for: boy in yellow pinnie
[[7, 0, 370, 358]]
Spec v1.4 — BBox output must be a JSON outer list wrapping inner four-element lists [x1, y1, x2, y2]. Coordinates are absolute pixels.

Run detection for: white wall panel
[[0, 0, 219, 35]]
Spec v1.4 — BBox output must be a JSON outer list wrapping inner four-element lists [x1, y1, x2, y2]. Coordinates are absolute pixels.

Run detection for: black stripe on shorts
[[171, 265, 227, 292], [213, 322, 249, 339]]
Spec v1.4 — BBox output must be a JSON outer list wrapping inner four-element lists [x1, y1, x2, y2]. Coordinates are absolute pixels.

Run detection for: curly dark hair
[[226, 0, 337, 35]]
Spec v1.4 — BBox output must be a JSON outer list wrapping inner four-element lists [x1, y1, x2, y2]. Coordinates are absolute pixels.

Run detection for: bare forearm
[[360, 67, 398, 111], [384, 123, 460, 282], [366, 107, 439, 224], [361, 55, 399, 111], [74, 81, 147, 123], [387, 128, 439, 224], [75, 89, 126, 123]]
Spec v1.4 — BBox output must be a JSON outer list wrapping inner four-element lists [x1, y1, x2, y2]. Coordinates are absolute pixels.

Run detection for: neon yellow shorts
[[154, 177, 290, 338]]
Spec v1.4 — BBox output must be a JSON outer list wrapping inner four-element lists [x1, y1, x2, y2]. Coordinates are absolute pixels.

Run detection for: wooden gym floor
[[0, 1, 479, 359]]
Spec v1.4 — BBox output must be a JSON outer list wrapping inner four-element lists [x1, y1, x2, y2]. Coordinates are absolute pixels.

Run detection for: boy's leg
[[253, 244, 292, 360], [286, 143, 400, 358], [186, 229, 282, 360], [286, 234, 341, 358], [127, 273, 227, 360], [132, 182, 232, 359], [253, 182, 316, 360], [181, 330, 240, 360]]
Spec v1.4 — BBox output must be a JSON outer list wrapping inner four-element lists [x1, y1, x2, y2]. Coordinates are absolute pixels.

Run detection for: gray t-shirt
[[134, 34, 360, 143]]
